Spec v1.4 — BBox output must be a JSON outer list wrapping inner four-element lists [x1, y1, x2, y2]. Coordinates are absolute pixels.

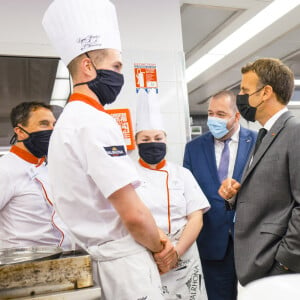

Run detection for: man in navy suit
[[183, 90, 257, 300]]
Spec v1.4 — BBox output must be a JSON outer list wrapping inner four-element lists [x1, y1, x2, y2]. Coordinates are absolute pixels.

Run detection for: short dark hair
[[10, 101, 52, 128], [68, 49, 110, 77], [241, 58, 294, 104], [210, 90, 238, 113]]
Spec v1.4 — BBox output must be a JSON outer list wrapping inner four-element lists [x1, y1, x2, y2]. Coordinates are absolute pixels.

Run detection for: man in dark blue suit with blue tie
[[183, 90, 257, 300]]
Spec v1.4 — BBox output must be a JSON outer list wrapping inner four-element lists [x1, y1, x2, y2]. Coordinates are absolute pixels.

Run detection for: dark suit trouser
[[201, 236, 237, 300]]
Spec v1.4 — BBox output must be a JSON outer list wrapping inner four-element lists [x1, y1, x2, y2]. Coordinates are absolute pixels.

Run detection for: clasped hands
[[153, 237, 179, 275], [218, 178, 241, 201]]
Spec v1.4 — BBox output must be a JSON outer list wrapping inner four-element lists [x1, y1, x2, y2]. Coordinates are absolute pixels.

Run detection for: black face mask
[[17, 127, 53, 158], [236, 86, 265, 122], [74, 69, 124, 106], [236, 94, 257, 122], [138, 142, 166, 165]]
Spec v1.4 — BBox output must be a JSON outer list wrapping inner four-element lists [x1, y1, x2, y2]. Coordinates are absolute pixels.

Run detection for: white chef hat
[[136, 89, 165, 133], [42, 0, 121, 67]]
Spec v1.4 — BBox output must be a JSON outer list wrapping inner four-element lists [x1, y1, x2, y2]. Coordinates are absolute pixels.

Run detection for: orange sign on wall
[[106, 108, 135, 150], [134, 63, 158, 93]]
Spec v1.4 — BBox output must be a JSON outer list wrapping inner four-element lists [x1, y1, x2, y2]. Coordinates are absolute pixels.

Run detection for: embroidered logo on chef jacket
[[104, 145, 126, 157], [169, 179, 184, 191]]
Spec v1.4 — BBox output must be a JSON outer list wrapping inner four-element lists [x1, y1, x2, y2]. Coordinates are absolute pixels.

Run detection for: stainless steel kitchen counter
[[16, 286, 101, 300]]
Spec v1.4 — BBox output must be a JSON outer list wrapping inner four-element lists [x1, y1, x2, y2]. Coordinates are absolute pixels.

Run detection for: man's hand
[[218, 178, 241, 200], [153, 237, 178, 274]]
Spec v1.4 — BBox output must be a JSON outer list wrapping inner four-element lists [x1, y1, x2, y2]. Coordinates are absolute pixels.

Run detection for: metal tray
[[0, 246, 63, 266]]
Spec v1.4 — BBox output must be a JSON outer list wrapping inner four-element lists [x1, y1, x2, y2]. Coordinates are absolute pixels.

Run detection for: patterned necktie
[[218, 139, 231, 182], [253, 128, 267, 155]]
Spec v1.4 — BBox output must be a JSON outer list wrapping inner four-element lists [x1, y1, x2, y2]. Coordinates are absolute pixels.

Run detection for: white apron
[[88, 235, 164, 300], [161, 229, 208, 300]]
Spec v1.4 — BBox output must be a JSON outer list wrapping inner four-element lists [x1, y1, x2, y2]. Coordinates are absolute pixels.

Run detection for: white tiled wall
[[0, 0, 190, 165]]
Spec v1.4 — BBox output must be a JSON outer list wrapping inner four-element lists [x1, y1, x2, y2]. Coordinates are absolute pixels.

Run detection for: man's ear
[[263, 85, 273, 99], [14, 126, 28, 141], [235, 111, 241, 121], [81, 56, 95, 78]]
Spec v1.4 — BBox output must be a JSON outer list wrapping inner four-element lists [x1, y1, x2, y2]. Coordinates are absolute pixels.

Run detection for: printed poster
[[106, 108, 135, 150], [134, 63, 158, 93]]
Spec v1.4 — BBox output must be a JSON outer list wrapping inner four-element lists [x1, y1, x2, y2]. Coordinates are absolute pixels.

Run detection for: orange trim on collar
[[10, 145, 45, 166], [68, 93, 105, 112], [138, 158, 166, 170]]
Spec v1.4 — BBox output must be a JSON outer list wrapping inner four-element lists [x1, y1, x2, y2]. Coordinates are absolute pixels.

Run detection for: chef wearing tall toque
[[135, 89, 210, 299], [42, 1, 166, 299]]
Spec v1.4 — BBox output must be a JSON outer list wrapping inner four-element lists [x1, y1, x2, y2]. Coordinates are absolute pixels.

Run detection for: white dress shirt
[[215, 125, 240, 179]]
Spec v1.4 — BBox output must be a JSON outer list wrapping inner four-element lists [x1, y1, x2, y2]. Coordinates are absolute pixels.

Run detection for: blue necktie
[[218, 139, 231, 182]]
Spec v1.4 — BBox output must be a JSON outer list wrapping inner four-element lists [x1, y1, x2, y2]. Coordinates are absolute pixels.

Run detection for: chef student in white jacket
[[134, 90, 210, 300], [0, 101, 70, 250], [42, 1, 174, 299]]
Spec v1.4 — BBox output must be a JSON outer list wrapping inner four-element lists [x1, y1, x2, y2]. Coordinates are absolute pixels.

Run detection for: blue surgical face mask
[[207, 116, 233, 139]]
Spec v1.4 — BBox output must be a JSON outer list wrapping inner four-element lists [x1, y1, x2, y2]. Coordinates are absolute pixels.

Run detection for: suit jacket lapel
[[203, 133, 220, 182], [232, 127, 255, 180], [243, 111, 294, 183]]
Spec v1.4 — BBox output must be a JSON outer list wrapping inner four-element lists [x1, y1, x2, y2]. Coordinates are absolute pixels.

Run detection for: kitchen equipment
[[0, 246, 63, 266], [0, 250, 94, 299]]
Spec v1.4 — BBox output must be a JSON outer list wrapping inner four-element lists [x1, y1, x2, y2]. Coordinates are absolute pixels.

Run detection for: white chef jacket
[[0, 146, 67, 249], [135, 159, 210, 234], [47, 93, 141, 248], [48, 94, 164, 300], [135, 159, 209, 299]]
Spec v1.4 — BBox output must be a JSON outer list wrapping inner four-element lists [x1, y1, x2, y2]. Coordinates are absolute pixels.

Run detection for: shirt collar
[[264, 107, 288, 131], [230, 125, 240, 143], [215, 125, 240, 145], [68, 93, 105, 112], [10, 145, 45, 167], [138, 158, 166, 170]]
